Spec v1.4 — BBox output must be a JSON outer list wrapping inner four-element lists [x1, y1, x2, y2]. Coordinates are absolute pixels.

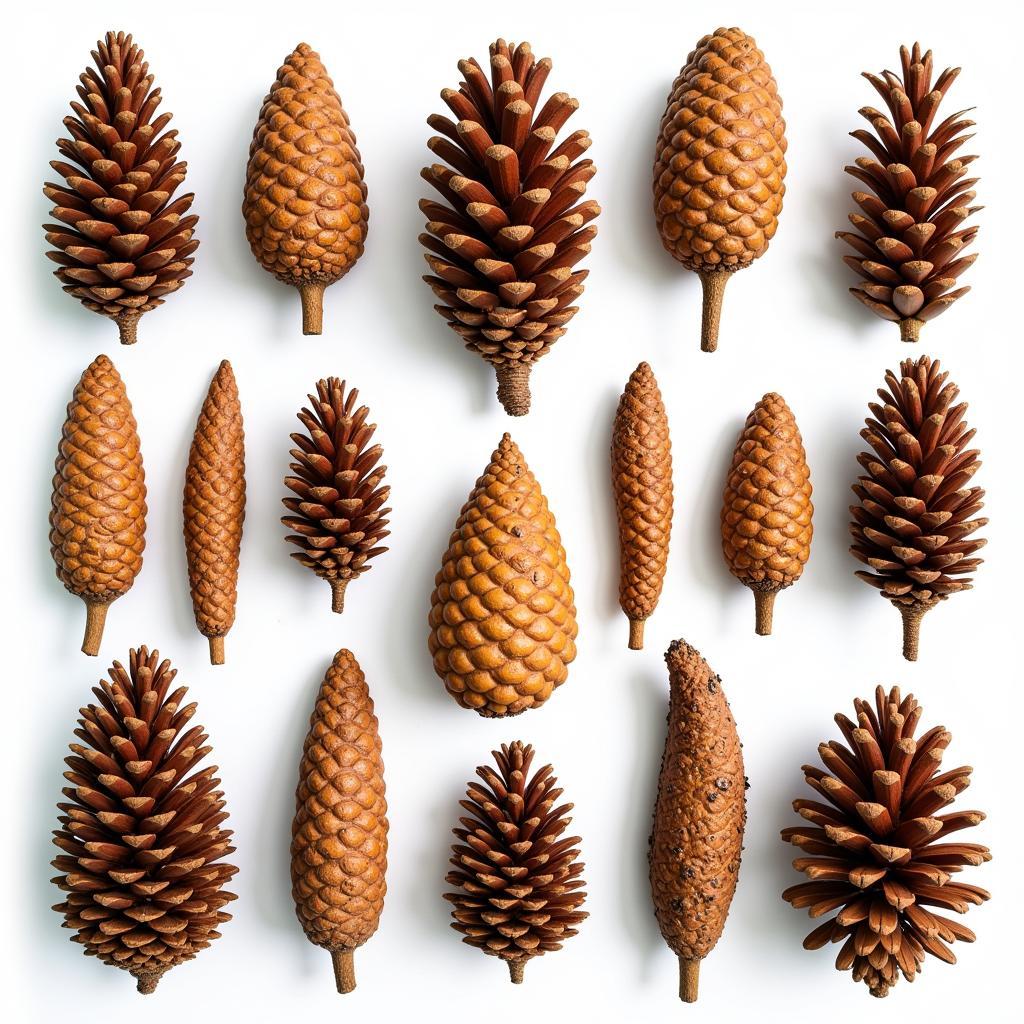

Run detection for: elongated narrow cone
[[698, 272, 729, 353], [495, 362, 532, 417], [331, 949, 356, 994]]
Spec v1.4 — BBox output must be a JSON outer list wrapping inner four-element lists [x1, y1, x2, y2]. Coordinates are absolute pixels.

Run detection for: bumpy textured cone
[[243, 43, 369, 335], [428, 434, 577, 716], [183, 361, 246, 665], [445, 741, 587, 983], [421, 38, 600, 415], [291, 649, 387, 994], [43, 31, 198, 345], [850, 356, 985, 661], [650, 640, 746, 1003], [782, 686, 990, 998], [50, 355, 147, 655], [653, 27, 787, 352], [721, 392, 812, 635], [52, 647, 238, 993], [837, 44, 980, 342], [611, 362, 673, 650]]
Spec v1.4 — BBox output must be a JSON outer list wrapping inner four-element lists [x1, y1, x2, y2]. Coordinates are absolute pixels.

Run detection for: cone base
[[114, 311, 142, 345], [897, 601, 937, 661], [899, 317, 924, 343]]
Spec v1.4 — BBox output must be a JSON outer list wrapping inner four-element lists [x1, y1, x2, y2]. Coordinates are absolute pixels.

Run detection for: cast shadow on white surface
[[588, 384, 627, 621]]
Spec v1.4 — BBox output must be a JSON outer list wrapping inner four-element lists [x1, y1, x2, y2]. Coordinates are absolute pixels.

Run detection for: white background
[[6, 2, 1020, 1021]]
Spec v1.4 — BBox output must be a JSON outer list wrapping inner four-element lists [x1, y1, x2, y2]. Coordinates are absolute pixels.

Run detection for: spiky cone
[[650, 640, 746, 1003], [183, 361, 246, 665], [837, 44, 980, 343], [850, 356, 985, 661], [420, 38, 600, 416], [243, 43, 368, 335], [50, 355, 147, 656], [291, 649, 388, 994], [428, 434, 577, 716], [43, 31, 198, 345], [51, 646, 237, 993], [445, 741, 587, 984], [653, 27, 787, 352], [282, 378, 391, 614], [611, 362, 673, 650], [721, 392, 812, 635]]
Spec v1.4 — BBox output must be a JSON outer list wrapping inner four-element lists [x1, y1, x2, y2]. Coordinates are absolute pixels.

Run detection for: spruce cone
[[420, 38, 600, 416], [649, 639, 746, 1003], [837, 44, 979, 343], [782, 685, 991, 998], [183, 361, 246, 665], [291, 649, 387, 994], [444, 741, 587, 984], [850, 356, 985, 661], [611, 362, 673, 650], [282, 378, 391, 614], [52, 646, 238, 994], [243, 43, 369, 335], [653, 27, 787, 352], [50, 355, 147, 656], [428, 434, 577, 716], [43, 31, 198, 345], [721, 392, 812, 635]]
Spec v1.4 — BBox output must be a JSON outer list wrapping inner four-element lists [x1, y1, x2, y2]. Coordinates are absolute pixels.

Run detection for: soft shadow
[[589, 384, 625, 620]]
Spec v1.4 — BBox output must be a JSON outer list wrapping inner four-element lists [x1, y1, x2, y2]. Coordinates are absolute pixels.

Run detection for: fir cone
[[243, 43, 368, 335], [782, 686, 991, 998], [653, 27, 787, 352], [52, 646, 237, 994], [50, 355, 147, 656], [421, 38, 600, 416], [291, 649, 387, 994], [428, 434, 577, 717], [611, 362, 673, 650], [837, 44, 979, 342], [721, 392, 812, 635], [183, 361, 246, 665], [43, 31, 198, 345], [850, 356, 985, 661], [445, 741, 587, 984], [282, 378, 391, 614]]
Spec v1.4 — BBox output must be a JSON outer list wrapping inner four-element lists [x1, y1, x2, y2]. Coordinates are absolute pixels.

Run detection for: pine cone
[[243, 43, 368, 335], [649, 639, 746, 1003], [183, 361, 246, 665], [428, 434, 577, 716], [444, 741, 587, 984], [653, 27, 787, 352], [282, 378, 391, 614], [782, 685, 991, 998], [52, 646, 238, 994], [611, 362, 673, 650], [420, 38, 600, 416], [850, 356, 985, 661], [291, 649, 387, 994], [721, 392, 812, 635], [837, 44, 979, 342], [50, 354, 147, 656], [43, 31, 198, 345]]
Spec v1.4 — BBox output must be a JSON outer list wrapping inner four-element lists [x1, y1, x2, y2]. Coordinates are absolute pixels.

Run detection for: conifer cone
[[282, 378, 390, 614], [428, 435, 577, 717], [43, 31, 198, 345], [52, 646, 238, 994], [420, 38, 600, 416], [650, 639, 746, 1003], [837, 44, 980, 342], [611, 362, 674, 650], [50, 355, 147, 656], [445, 741, 587, 984], [721, 393, 812, 635], [183, 361, 246, 666], [291, 649, 387, 994], [653, 28, 787, 352], [782, 686, 991, 998], [850, 356, 985, 661], [243, 43, 368, 335]]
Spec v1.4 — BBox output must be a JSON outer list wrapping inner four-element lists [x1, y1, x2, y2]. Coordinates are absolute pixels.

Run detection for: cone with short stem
[[698, 272, 731, 352]]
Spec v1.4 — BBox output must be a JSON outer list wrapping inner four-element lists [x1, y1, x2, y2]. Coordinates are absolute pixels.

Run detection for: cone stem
[[115, 312, 141, 345], [299, 282, 326, 335], [331, 949, 356, 994], [495, 362, 532, 416], [81, 601, 109, 656], [899, 604, 929, 661], [698, 271, 730, 352], [208, 635, 225, 665], [753, 590, 776, 636], [679, 958, 700, 1003], [508, 959, 526, 984], [135, 972, 161, 995], [329, 577, 349, 614], [899, 317, 923, 343], [628, 618, 645, 650]]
